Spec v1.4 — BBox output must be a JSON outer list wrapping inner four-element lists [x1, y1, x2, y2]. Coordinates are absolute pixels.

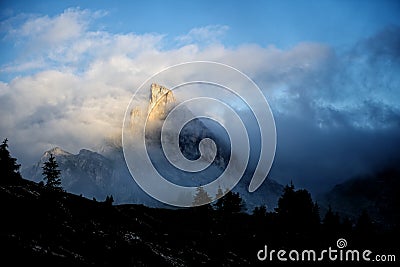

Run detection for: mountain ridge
[[320, 167, 400, 227], [23, 144, 284, 211], [23, 83, 284, 210]]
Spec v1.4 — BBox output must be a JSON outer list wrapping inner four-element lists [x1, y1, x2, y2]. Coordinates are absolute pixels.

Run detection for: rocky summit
[[148, 83, 176, 121]]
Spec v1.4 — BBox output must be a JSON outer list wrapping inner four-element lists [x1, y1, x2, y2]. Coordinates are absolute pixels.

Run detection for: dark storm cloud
[[264, 26, 400, 193], [353, 25, 400, 62], [269, 113, 400, 193]]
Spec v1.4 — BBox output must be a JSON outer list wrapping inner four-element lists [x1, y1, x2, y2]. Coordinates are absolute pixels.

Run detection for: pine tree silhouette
[[192, 186, 212, 206], [355, 210, 374, 234], [42, 153, 62, 189], [275, 182, 296, 217], [312, 202, 321, 225], [275, 182, 320, 237], [322, 205, 341, 240], [214, 191, 245, 214], [0, 138, 21, 183], [215, 186, 224, 200], [213, 186, 224, 210], [104, 195, 114, 206], [354, 210, 376, 246], [253, 205, 267, 217]]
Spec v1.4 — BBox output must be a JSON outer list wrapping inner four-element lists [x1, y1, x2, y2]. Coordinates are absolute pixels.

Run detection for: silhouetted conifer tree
[[323, 205, 340, 227], [275, 182, 295, 217], [213, 186, 225, 210], [214, 191, 245, 213], [105, 195, 114, 206], [312, 202, 321, 224], [42, 153, 62, 189], [322, 205, 341, 240], [253, 205, 267, 217], [355, 210, 374, 234], [215, 186, 224, 200], [0, 138, 22, 183], [354, 210, 376, 246], [192, 186, 212, 206], [275, 182, 319, 234]]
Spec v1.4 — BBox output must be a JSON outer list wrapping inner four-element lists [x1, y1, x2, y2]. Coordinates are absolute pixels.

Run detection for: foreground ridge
[[1, 177, 398, 266]]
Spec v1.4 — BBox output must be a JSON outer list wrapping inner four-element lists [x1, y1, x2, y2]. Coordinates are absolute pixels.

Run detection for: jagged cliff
[[129, 83, 176, 135], [148, 83, 175, 121]]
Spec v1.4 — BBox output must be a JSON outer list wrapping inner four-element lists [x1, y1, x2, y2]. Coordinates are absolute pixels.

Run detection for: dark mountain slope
[[0, 178, 255, 266], [1, 177, 398, 266], [322, 168, 400, 228]]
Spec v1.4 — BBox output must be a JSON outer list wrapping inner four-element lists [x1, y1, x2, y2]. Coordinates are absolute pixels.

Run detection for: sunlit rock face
[[129, 83, 176, 136], [148, 83, 175, 121]]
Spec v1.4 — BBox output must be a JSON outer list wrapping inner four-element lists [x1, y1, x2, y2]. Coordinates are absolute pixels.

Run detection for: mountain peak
[[79, 149, 94, 155], [44, 147, 72, 157], [148, 83, 175, 121]]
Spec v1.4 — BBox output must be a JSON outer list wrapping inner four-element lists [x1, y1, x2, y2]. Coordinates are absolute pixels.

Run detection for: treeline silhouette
[[190, 182, 397, 250], [0, 138, 398, 265]]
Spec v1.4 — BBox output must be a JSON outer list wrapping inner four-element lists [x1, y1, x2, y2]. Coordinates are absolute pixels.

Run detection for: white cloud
[[1, 59, 46, 73], [14, 8, 88, 44], [1, 8, 109, 72], [175, 25, 229, 46]]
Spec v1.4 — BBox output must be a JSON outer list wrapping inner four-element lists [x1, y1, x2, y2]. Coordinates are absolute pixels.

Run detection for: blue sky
[[2, 0, 399, 50], [0, 0, 399, 192]]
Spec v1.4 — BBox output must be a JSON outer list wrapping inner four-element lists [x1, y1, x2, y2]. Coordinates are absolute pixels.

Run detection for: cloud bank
[[1, 8, 399, 192]]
